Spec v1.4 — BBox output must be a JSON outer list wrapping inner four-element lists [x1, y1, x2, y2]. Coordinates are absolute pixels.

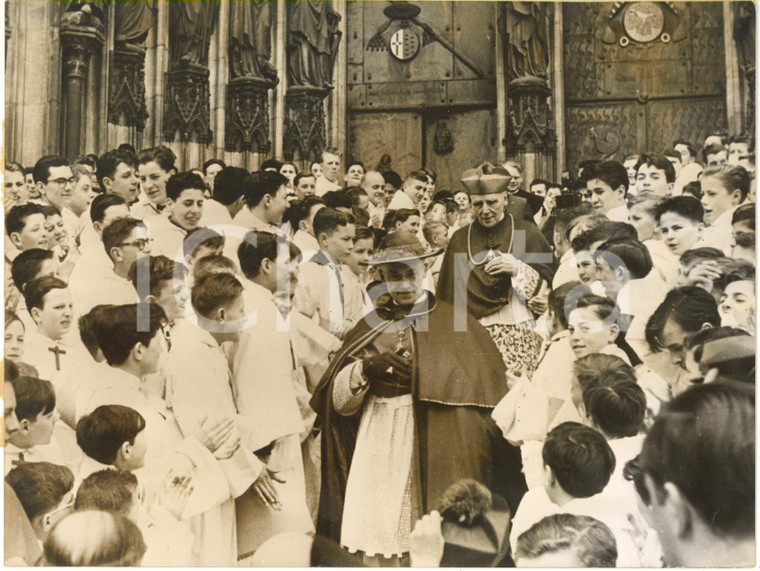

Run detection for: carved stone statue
[[229, 1, 277, 82], [505, 2, 549, 81], [287, 1, 342, 88], [115, 0, 154, 48], [169, 1, 218, 68]]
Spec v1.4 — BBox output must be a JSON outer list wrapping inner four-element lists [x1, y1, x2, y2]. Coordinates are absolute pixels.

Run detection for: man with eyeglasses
[[69, 217, 146, 316], [32, 155, 79, 242]]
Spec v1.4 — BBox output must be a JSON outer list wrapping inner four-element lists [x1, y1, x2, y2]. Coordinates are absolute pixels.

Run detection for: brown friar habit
[[310, 292, 527, 545], [437, 213, 555, 319]]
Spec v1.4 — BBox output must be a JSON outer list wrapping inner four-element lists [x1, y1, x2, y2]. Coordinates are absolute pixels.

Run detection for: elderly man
[[437, 164, 554, 376], [312, 232, 524, 564]]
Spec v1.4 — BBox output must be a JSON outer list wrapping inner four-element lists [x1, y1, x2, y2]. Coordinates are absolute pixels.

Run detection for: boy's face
[[362, 172, 385, 206], [346, 164, 365, 187], [265, 185, 289, 224], [4, 170, 28, 209], [40, 165, 74, 211], [123, 429, 148, 471], [658, 212, 703, 256], [628, 203, 657, 242], [107, 162, 140, 204], [395, 215, 421, 236], [454, 191, 470, 209], [25, 173, 40, 199], [5, 319, 25, 361], [568, 307, 618, 359], [4, 382, 20, 443], [138, 161, 170, 206], [403, 178, 426, 204], [530, 183, 547, 197], [731, 220, 755, 263], [674, 144, 693, 165], [311, 162, 322, 178], [718, 280, 755, 331], [12, 407, 59, 448], [33, 288, 74, 340], [140, 327, 168, 375], [666, 156, 682, 178], [427, 203, 447, 223], [13, 213, 49, 251], [593, 254, 618, 284], [431, 226, 449, 249], [321, 223, 355, 262], [169, 187, 204, 231], [70, 175, 97, 217], [378, 259, 426, 306], [586, 178, 624, 214], [728, 142, 751, 165], [346, 238, 374, 277], [45, 214, 68, 248], [190, 243, 224, 267], [95, 204, 131, 236], [114, 226, 151, 268], [321, 152, 340, 182], [636, 164, 672, 197], [623, 158, 638, 186], [295, 175, 316, 199], [701, 175, 741, 224], [214, 294, 246, 343], [706, 149, 728, 167], [575, 250, 596, 283], [153, 278, 188, 322], [280, 164, 296, 182]]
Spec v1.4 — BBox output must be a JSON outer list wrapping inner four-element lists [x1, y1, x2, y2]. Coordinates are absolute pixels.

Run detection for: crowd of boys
[[3, 134, 755, 566]]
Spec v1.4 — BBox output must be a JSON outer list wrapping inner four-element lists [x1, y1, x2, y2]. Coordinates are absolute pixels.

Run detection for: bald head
[[362, 170, 386, 207]]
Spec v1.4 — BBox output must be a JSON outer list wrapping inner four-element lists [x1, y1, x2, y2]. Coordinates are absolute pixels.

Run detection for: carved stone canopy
[[225, 76, 275, 153], [60, 24, 104, 79], [506, 75, 555, 153], [109, 44, 148, 130], [283, 85, 329, 162], [163, 66, 213, 144]]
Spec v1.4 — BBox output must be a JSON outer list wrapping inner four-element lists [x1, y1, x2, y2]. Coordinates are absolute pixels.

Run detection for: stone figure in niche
[[169, 1, 219, 68], [288, 1, 342, 89], [505, 2, 549, 81], [229, 1, 277, 82], [434, 122, 454, 155], [114, 0, 154, 48]]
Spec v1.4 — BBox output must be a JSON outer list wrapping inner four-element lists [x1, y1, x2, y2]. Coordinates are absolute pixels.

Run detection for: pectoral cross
[[48, 345, 66, 371]]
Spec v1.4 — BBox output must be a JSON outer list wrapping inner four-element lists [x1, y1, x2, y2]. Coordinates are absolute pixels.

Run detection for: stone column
[[283, 86, 329, 165], [163, 64, 213, 145], [60, 11, 105, 161], [501, 2, 556, 180]]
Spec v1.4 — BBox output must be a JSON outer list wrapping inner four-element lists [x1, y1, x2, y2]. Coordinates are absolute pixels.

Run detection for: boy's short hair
[[702, 164, 751, 201], [321, 146, 342, 162], [564, 213, 607, 245], [43, 511, 146, 567], [732, 203, 755, 228], [212, 166, 248, 204], [192, 254, 237, 280], [76, 405, 146, 465], [574, 294, 620, 325], [583, 160, 629, 194], [6, 462, 74, 522], [655, 196, 705, 224], [6, 203, 45, 237], [635, 153, 676, 183], [183, 227, 225, 258], [290, 196, 325, 227], [166, 171, 206, 201], [75, 469, 138, 515], [238, 231, 300, 279], [682, 180, 702, 200], [96, 149, 137, 189], [138, 145, 176, 172], [203, 158, 226, 174], [422, 220, 448, 245], [95, 304, 166, 366], [33, 155, 70, 184], [242, 171, 288, 207], [405, 169, 429, 185], [90, 193, 127, 225], [594, 237, 653, 280], [548, 281, 592, 330], [515, 514, 617, 568], [382, 170, 403, 189], [673, 139, 697, 159], [645, 286, 721, 352], [713, 262, 755, 292], [574, 354, 645, 438], [11, 248, 55, 292], [553, 203, 593, 239], [574, 221, 637, 252], [39, 204, 62, 219], [322, 190, 353, 210], [11, 376, 56, 422], [352, 225, 374, 244], [346, 159, 364, 171], [78, 305, 115, 359], [702, 143, 727, 163], [293, 172, 315, 188], [102, 217, 145, 259], [191, 272, 244, 319], [312, 207, 355, 239], [24, 276, 67, 313], [631, 382, 754, 537], [127, 255, 186, 301], [679, 246, 724, 270], [663, 148, 681, 163], [261, 158, 283, 172], [542, 422, 616, 498]]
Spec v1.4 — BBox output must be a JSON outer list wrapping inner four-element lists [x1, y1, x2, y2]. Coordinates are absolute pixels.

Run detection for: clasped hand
[[195, 415, 240, 459], [484, 253, 517, 276], [362, 351, 412, 382]]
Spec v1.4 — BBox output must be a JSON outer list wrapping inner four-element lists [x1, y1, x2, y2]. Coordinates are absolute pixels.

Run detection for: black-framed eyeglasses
[[623, 454, 652, 506], [118, 238, 153, 251], [48, 177, 76, 187]]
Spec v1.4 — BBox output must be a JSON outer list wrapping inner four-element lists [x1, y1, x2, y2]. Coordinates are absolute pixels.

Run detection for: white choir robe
[[77, 365, 233, 566], [230, 280, 314, 557], [164, 319, 263, 565], [67, 249, 138, 316], [23, 329, 90, 429]]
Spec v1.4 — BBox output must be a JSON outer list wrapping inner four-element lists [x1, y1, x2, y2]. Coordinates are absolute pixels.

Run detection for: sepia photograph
[[2, 0, 756, 567]]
